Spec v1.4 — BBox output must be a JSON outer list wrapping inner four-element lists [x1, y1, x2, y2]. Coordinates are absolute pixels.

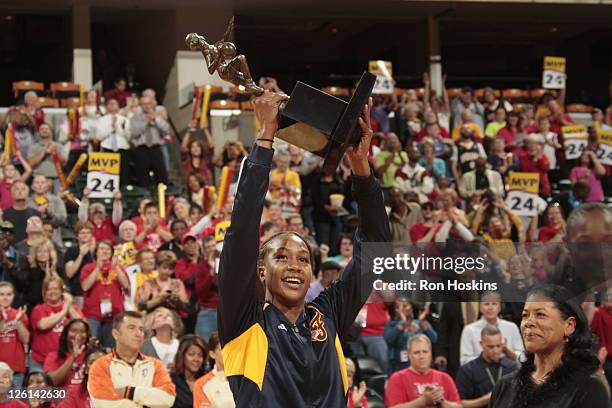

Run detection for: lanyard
[[485, 366, 503, 387]]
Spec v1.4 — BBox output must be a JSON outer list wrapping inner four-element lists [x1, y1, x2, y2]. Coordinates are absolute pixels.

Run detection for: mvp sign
[[505, 172, 542, 217], [87, 152, 120, 198]]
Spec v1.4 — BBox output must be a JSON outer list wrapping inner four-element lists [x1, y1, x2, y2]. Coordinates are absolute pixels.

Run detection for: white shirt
[[97, 113, 131, 151], [460, 317, 524, 366], [151, 337, 179, 369]]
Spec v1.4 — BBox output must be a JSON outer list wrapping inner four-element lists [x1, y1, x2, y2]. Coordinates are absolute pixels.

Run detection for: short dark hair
[[144, 202, 158, 213], [171, 219, 187, 230], [481, 324, 501, 339], [261, 222, 277, 235], [113, 311, 143, 330], [258, 231, 314, 267]]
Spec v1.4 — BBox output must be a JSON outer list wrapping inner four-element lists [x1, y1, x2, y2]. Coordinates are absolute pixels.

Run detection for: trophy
[[186, 17, 376, 174]]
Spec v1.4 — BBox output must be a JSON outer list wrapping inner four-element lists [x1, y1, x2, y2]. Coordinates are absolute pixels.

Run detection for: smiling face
[[96, 242, 113, 262], [139, 251, 156, 273], [36, 245, 51, 264], [171, 220, 187, 241], [67, 321, 88, 352], [260, 234, 313, 308], [547, 205, 563, 226], [184, 344, 205, 375], [27, 373, 48, 389], [0, 369, 11, 392], [521, 298, 575, 355], [45, 280, 63, 304]]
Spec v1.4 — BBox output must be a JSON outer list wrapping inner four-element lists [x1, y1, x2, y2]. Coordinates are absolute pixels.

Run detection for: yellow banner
[[599, 129, 612, 145], [88, 152, 120, 174], [561, 125, 588, 139], [368, 60, 393, 77], [543, 56, 566, 73], [215, 220, 231, 242], [595, 123, 612, 144], [508, 172, 540, 194], [115, 242, 137, 266]]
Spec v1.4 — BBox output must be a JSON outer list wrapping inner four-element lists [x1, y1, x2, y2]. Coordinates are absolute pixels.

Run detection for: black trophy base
[[276, 71, 376, 174]]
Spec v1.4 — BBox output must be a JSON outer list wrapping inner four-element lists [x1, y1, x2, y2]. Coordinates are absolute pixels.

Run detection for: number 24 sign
[[86, 152, 120, 198]]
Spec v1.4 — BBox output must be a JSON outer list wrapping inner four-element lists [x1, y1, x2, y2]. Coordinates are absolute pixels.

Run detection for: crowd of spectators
[[0, 71, 610, 408]]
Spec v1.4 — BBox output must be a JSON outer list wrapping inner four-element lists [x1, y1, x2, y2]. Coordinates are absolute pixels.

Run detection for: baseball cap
[[182, 233, 198, 243], [0, 221, 14, 231]]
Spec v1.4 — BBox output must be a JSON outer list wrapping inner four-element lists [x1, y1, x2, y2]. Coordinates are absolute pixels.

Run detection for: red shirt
[[30, 302, 85, 364], [0, 401, 28, 408], [385, 368, 461, 408], [518, 150, 551, 196], [591, 306, 612, 355], [415, 127, 450, 143], [43, 351, 86, 387], [194, 260, 218, 309], [360, 302, 390, 337], [409, 223, 443, 243], [142, 226, 170, 253], [174, 258, 202, 299], [0, 308, 28, 373], [0, 180, 15, 210], [537, 225, 562, 243], [103, 89, 130, 108], [91, 217, 118, 244], [347, 388, 368, 408], [497, 127, 519, 146], [79, 263, 125, 321], [56, 384, 90, 408]]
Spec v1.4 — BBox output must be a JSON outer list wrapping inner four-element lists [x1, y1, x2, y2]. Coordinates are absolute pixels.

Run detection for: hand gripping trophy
[[186, 16, 376, 174], [185, 17, 264, 95]]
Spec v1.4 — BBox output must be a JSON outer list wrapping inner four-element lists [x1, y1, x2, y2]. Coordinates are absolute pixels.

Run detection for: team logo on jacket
[[309, 307, 328, 342]]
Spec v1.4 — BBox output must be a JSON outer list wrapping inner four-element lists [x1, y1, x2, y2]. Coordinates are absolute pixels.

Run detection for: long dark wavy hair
[[512, 284, 599, 406], [57, 318, 91, 360], [172, 334, 208, 378]]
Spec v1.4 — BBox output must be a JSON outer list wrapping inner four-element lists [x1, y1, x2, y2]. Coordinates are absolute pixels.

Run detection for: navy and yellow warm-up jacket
[[218, 144, 391, 408]]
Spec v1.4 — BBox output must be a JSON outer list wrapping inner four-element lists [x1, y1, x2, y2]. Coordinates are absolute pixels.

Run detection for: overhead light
[[5, 15, 13, 21], [550, 26, 558, 32]]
